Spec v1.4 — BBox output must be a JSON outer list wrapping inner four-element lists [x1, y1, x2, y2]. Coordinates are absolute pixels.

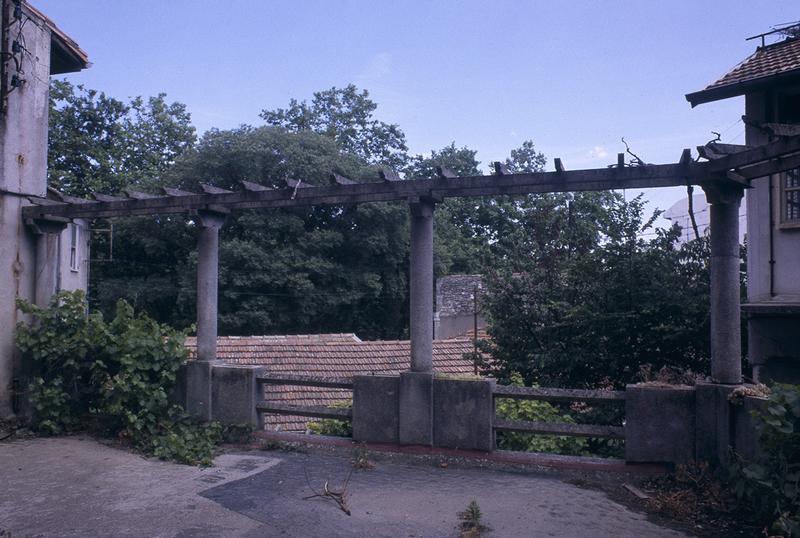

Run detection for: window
[[69, 224, 79, 271]]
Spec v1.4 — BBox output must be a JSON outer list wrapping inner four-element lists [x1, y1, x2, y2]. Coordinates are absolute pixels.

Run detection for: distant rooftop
[[686, 35, 800, 106], [185, 333, 485, 431]]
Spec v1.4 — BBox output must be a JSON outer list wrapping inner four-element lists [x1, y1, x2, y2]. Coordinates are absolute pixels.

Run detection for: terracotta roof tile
[[687, 38, 800, 106], [185, 333, 487, 432]]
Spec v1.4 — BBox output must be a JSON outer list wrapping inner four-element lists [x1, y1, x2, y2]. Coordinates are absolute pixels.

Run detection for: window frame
[[69, 223, 80, 272]]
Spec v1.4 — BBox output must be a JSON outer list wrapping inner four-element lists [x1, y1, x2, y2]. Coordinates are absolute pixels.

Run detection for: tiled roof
[[184, 334, 483, 431], [686, 38, 800, 106]]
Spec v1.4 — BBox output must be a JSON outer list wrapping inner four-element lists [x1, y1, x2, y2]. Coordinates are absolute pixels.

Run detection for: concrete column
[[27, 218, 69, 307], [196, 210, 226, 362], [400, 200, 436, 446], [409, 201, 435, 372], [703, 184, 744, 384], [186, 210, 226, 421]]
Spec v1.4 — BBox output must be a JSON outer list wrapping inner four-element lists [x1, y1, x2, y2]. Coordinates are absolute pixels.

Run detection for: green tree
[[481, 195, 712, 389], [48, 79, 195, 196], [165, 126, 411, 339], [260, 84, 408, 170]]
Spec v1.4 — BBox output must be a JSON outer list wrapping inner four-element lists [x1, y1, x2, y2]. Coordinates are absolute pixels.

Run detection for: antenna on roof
[[746, 21, 800, 47]]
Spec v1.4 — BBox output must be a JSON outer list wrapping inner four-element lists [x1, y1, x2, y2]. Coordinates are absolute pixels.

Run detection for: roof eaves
[[686, 69, 800, 107], [24, 2, 90, 74]]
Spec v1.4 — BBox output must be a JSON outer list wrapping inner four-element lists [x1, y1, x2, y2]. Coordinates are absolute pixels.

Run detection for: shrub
[[494, 373, 587, 455], [728, 384, 800, 536], [16, 290, 224, 465], [307, 399, 352, 437]]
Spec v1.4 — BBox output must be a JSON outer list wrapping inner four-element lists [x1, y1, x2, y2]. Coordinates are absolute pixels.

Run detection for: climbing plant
[[16, 290, 227, 465]]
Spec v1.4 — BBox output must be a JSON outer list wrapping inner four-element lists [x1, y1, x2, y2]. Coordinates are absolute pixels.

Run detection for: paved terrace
[[0, 437, 687, 538]]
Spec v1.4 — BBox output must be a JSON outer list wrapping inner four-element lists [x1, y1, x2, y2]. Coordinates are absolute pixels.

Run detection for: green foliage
[[482, 195, 714, 389], [728, 384, 800, 536], [307, 400, 352, 437], [494, 374, 586, 455], [458, 499, 485, 536], [16, 291, 223, 465], [260, 84, 408, 169], [48, 80, 195, 196]]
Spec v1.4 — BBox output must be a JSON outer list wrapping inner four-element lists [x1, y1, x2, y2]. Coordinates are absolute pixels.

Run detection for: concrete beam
[[26, 217, 69, 307], [703, 184, 745, 384], [195, 210, 226, 362]]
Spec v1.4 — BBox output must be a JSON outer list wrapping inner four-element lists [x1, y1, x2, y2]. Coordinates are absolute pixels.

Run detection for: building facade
[[687, 33, 800, 382], [0, 1, 88, 417]]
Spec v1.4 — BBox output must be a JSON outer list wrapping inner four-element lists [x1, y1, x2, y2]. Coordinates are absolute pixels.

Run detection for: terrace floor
[[0, 436, 689, 537]]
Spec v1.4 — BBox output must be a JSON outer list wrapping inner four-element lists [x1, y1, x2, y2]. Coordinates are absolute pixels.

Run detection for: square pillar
[[399, 370, 434, 446]]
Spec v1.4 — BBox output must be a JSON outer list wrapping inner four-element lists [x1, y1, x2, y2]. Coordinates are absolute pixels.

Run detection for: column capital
[[25, 216, 70, 235], [409, 199, 435, 218], [701, 182, 745, 206], [196, 208, 228, 229]]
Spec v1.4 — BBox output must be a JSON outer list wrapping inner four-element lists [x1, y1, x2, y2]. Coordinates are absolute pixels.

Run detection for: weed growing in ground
[[458, 499, 487, 537]]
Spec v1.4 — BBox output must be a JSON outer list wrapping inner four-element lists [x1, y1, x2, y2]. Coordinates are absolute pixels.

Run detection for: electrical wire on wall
[[0, 0, 32, 113]]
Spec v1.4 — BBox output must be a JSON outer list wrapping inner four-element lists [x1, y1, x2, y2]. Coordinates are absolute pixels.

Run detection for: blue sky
[[36, 0, 796, 222]]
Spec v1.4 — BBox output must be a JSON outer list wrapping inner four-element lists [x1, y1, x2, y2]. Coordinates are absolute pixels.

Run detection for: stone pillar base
[[433, 378, 495, 451], [353, 375, 399, 443], [695, 382, 737, 467], [399, 371, 433, 446], [185, 360, 216, 421], [211, 365, 264, 427]]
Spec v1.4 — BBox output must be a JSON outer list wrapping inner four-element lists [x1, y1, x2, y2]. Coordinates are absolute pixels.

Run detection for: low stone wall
[[626, 382, 767, 465], [353, 374, 494, 452], [625, 384, 696, 464], [178, 365, 767, 467]]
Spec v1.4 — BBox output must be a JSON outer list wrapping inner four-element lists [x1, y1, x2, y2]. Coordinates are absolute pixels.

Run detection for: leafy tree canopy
[[260, 84, 408, 170], [48, 80, 196, 196]]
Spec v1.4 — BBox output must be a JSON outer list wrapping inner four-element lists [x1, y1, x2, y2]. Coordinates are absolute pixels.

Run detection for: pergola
[[22, 134, 800, 423]]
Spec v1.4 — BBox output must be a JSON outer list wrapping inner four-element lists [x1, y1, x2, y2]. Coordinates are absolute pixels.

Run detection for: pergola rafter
[[23, 136, 800, 222]]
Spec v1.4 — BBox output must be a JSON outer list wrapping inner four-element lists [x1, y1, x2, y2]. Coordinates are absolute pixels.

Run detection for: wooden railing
[[255, 375, 353, 425], [492, 385, 626, 440]]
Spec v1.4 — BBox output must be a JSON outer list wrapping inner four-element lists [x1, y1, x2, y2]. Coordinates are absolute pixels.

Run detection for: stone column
[[399, 200, 435, 446], [196, 210, 226, 362], [409, 200, 435, 372], [703, 184, 744, 384], [27, 217, 69, 307], [186, 209, 226, 421]]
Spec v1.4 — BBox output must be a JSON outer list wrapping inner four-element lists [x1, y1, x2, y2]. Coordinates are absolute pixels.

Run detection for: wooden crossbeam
[[330, 172, 356, 185], [493, 162, 511, 176], [760, 122, 800, 138], [285, 178, 307, 189], [91, 193, 128, 202], [200, 183, 233, 194], [240, 180, 271, 192], [436, 166, 456, 179], [24, 162, 709, 220], [163, 187, 196, 197], [705, 135, 800, 173], [123, 189, 158, 199], [736, 151, 800, 180], [493, 418, 625, 439], [379, 168, 401, 182], [255, 402, 352, 420]]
